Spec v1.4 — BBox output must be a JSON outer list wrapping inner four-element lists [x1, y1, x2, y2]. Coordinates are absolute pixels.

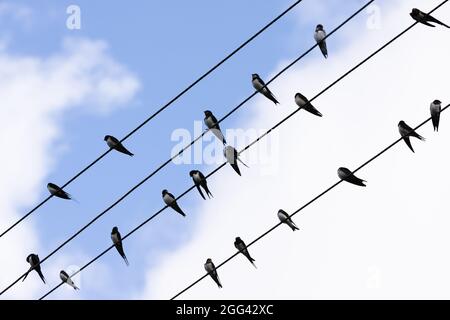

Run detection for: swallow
[[204, 110, 227, 144], [60, 270, 79, 290], [104, 135, 134, 156], [410, 8, 449, 28], [47, 183, 75, 201], [162, 189, 186, 217], [223, 146, 249, 176], [252, 73, 279, 105], [398, 121, 425, 153], [234, 237, 256, 268], [189, 170, 213, 200], [430, 100, 442, 132], [337, 167, 366, 187], [278, 209, 299, 231], [111, 226, 129, 266], [204, 258, 222, 288], [22, 254, 45, 284], [295, 93, 322, 117], [314, 24, 328, 58]]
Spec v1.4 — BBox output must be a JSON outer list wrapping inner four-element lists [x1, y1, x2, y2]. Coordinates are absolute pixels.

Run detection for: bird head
[[204, 110, 212, 116], [60, 270, 68, 277], [223, 145, 233, 157], [104, 135, 111, 141], [206, 258, 212, 263], [278, 209, 286, 215], [47, 182, 57, 189], [235, 237, 241, 242], [112, 226, 118, 233], [26, 253, 38, 264], [411, 8, 419, 15], [189, 170, 196, 177], [398, 120, 406, 127], [252, 73, 259, 80], [316, 24, 324, 31], [162, 189, 168, 195], [433, 99, 442, 105]]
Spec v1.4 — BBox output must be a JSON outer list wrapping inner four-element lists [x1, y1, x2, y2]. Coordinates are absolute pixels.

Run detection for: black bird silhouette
[[60, 270, 79, 290], [204, 258, 222, 288], [398, 121, 425, 153], [234, 237, 256, 268], [47, 183, 75, 201], [430, 100, 442, 132], [111, 226, 129, 266], [337, 167, 366, 187], [189, 170, 213, 200], [278, 209, 299, 231], [410, 8, 449, 28], [104, 135, 134, 156], [223, 146, 248, 176], [252, 73, 279, 105], [295, 93, 322, 117], [23, 253, 45, 284], [314, 24, 328, 58], [204, 110, 227, 145], [162, 190, 186, 217]]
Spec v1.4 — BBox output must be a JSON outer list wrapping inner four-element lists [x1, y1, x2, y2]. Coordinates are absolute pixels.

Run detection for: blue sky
[[1, 0, 334, 299], [6, 0, 449, 300]]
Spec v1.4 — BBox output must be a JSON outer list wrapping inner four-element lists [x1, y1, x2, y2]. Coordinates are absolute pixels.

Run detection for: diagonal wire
[[36, 0, 448, 299], [170, 103, 450, 300], [0, 0, 306, 239]]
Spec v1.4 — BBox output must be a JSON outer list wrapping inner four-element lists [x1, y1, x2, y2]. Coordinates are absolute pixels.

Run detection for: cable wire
[[35, 0, 446, 299], [170, 103, 450, 300], [0, 0, 305, 239]]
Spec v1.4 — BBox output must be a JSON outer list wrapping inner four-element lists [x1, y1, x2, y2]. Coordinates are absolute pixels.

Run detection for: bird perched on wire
[[337, 167, 366, 187], [295, 92, 323, 117], [234, 237, 256, 268], [398, 121, 425, 153], [278, 209, 299, 231], [314, 24, 328, 58], [111, 226, 129, 266], [162, 189, 186, 217], [223, 146, 248, 176], [104, 135, 134, 156], [252, 73, 279, 105], [23, 254, 46, 284], [47, 183, 76, 201], [189, 170, 213, 200], [430, 100, 442, 132], [204, 110, 227, 145], [60, 270, 79, 290], [410, 8, 449, 28], [204, 258, 222, 288]]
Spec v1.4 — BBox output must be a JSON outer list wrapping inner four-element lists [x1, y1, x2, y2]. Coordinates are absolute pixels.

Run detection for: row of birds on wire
[[20, 7, 449, 292]]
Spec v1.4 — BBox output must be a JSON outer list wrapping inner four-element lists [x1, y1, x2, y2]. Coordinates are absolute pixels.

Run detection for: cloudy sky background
[[0, 0, 449, 299]]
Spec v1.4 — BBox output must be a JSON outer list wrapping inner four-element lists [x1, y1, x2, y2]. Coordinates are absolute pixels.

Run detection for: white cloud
[[0, 37, 140, 299], [140, 0, 450, 299]]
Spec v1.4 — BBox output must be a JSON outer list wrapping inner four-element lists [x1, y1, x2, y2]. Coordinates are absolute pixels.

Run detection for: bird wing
[[403, 136, 415, 153]]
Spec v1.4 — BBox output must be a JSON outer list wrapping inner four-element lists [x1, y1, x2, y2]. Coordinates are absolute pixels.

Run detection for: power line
[[0, 0, 305, 239], [35, 0, 440, 299], [171, 104, 450, 300]]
